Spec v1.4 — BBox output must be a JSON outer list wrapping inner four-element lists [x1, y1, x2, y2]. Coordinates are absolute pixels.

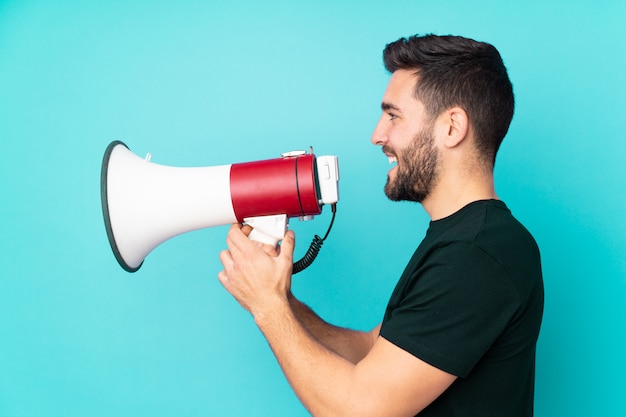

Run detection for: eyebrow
[[381, 102, 401, 112]]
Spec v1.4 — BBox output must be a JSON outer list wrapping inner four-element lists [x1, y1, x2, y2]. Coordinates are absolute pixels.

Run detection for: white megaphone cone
[[100, 141, 339, 272]]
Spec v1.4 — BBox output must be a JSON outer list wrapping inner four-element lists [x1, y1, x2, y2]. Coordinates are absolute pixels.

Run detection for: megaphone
[[100, 141, 339, 272]]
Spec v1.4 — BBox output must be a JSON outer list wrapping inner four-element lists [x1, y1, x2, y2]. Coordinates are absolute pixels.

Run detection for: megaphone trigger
[[244, 214, 289, 246]]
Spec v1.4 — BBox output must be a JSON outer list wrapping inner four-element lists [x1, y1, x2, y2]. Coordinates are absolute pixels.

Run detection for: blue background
[[1, 0, 625, 415]]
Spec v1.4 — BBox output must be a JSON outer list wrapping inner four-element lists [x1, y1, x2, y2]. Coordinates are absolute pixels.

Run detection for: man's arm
[[246, 225, 380, 364], [288, 292, 381, 364], [218, 225, 457, 416]]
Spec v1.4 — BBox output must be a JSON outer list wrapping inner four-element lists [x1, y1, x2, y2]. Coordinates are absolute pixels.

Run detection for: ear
[[439, 107, 469, 148]]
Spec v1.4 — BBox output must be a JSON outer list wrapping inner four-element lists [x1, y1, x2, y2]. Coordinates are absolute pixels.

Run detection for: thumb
[[279, 230, 296, 262]]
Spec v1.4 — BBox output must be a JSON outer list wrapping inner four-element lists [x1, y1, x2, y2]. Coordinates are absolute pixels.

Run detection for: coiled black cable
[[292, 203, 336, 274]]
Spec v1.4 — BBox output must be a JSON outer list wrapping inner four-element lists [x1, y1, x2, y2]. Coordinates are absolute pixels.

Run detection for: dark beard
[[384, 126, 439, 203]]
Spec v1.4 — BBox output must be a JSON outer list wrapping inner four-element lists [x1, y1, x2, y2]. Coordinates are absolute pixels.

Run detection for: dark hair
[[383, 34, 514, 167]]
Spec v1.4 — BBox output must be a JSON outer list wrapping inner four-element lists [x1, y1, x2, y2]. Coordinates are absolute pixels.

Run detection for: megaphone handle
[[244, 214, 289, 247]]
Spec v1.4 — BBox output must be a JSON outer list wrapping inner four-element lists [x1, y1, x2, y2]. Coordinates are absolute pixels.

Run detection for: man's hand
[[240, 224, 281, 257], [218, 224, 295, 318]]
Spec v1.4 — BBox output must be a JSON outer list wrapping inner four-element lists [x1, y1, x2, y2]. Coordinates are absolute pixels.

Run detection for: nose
[[371, 116, 387, 146]]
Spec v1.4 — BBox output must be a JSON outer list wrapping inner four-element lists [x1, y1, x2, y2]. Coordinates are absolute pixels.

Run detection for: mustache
[[382, 145, 396, 157]]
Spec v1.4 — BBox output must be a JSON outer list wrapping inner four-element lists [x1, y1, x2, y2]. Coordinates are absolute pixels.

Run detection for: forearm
[[288, 292, 378, 364], [254, 298, 365, 417]]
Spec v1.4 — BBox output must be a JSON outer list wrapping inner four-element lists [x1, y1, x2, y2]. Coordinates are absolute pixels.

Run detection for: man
[[218, 34, 544, 416]]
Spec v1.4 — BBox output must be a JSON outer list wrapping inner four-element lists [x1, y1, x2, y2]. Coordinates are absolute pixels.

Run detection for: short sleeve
[[380, 242, 521, 377]]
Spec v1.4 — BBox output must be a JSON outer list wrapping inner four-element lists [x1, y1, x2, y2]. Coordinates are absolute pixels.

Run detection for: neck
[[422, 168, 497, 221]]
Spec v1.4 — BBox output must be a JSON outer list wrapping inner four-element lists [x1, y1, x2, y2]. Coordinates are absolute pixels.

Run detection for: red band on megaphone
[[230, 154, 321, 222]]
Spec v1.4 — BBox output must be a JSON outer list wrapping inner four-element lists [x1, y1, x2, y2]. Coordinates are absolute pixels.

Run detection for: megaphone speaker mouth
[[101, 140, 141, 272]]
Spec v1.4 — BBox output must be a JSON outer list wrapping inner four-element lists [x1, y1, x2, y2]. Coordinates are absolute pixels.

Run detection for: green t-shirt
[[380, 200, 544, 416]]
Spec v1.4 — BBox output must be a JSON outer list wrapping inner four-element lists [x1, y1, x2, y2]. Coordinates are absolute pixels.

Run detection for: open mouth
[[382, 146, 398, 166], [382, 147, 398, 177], [385, 153, 398, 179]]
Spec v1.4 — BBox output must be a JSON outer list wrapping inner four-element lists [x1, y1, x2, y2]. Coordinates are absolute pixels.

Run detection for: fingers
[[227, 223, 287, 256], [223, 223, 295, 269], [218, 224, 295, 314], [259, 242, 280, 257], [217, 249, 233, 289], [217, 270, 229, 287], [240, 224, 253, 237], [225, 224, 253, 258], [279, 230, 296, 262], [219, 248, 233, 268]]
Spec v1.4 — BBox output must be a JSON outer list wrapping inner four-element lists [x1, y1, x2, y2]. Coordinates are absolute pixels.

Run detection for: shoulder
[[407, 241, 523, 305]]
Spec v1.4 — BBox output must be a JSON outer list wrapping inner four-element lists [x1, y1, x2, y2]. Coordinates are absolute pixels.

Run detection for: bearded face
[[384, 124, 440, 203]]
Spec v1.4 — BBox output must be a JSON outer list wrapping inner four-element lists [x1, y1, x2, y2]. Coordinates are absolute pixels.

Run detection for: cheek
[[392, 128, 417, 150]]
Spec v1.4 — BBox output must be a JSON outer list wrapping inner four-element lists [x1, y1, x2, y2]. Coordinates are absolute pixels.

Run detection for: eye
[[388, 113, 398, 121]]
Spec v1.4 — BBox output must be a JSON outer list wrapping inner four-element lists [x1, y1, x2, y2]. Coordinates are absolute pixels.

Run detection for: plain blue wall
[[1, 0, 625, 415]]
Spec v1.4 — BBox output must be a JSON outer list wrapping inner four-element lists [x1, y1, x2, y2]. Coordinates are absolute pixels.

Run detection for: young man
[[218, 34, 544, 416]]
